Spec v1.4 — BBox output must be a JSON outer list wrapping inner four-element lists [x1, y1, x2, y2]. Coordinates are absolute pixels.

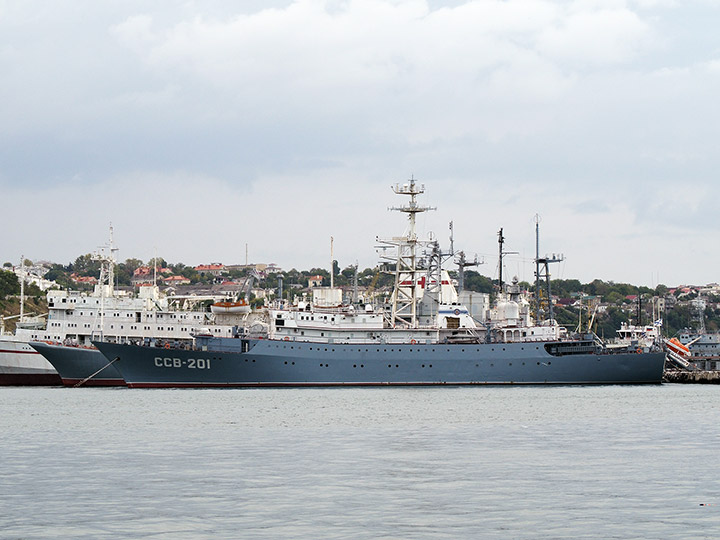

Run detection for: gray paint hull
[[30, 342, 125, 387], [94, 338, 666, 388]]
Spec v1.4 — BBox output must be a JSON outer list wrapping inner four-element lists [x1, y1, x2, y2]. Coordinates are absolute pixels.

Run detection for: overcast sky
[[2, 0, 719, 287]]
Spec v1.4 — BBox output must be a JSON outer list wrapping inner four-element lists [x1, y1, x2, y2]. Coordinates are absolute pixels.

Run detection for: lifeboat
[[665, 337, 690, 358], [210, 300, 251, 314]]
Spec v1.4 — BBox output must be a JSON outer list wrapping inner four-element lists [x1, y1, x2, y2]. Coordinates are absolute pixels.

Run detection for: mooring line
[[74, 357, 120, 388]]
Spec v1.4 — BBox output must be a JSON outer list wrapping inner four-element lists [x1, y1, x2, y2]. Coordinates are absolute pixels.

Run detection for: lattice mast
[[91, 224, 119, 340], [379, 177, 435, 328], [533, 215, 563, 322]]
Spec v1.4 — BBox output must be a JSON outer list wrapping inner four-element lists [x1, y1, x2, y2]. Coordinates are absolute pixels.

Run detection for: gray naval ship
[[29, 341, 125, 386], [94, 333, 664, 388], [92, 178, 665, 388]]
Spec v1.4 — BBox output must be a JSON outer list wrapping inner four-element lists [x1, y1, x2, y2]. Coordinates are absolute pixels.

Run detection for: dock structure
[[663, 370, 720, 384]]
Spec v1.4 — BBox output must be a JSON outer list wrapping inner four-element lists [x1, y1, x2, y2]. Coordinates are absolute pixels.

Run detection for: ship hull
[[94, 338, 666, 388], [30, 342, 125, 387], [0, 339, 62, 386]]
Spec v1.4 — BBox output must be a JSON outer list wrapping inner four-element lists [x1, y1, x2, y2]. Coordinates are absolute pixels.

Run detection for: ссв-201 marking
[[154, 357, 211, 369]]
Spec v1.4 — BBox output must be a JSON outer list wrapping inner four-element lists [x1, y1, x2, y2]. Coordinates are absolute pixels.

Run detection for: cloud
[[3, 1, 720, 287]]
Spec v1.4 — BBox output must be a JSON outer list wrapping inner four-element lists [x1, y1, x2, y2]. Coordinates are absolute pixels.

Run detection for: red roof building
[[163, 275, 191, 286], [194, 264, 226, 277]]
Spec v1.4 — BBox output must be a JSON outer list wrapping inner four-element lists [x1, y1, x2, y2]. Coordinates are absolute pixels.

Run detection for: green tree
[[463, 270, 494, 294], [70, 254, 101, 277], [147, 257, 167, 269], [0, 269, 20, 299]]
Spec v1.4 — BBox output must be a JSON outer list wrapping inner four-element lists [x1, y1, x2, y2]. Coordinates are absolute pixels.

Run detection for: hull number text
[[154, 357, 211, 369]]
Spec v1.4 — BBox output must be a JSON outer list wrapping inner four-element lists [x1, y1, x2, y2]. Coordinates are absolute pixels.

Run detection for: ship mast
[[533, 216, 563, 322], [18, 255, 25, 324], [92, 224, 119, 341], [378, 177, 435, 328], [497, 228, 518, 293]]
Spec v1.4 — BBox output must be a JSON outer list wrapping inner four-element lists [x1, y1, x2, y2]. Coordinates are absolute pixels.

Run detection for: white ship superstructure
[[262, 177, 565, 347]]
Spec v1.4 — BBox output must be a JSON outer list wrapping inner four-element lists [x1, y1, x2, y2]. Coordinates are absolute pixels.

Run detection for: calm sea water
[[1, 385, 719, 539]]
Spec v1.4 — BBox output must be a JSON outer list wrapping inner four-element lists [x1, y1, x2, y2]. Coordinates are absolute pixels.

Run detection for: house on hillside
[[70, 273, 98, 286], [308, 275, 324, 288], [195, 263, 226, 277], [162, 275, 191, 286], [132, 266, 171, 286]]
